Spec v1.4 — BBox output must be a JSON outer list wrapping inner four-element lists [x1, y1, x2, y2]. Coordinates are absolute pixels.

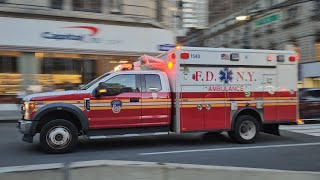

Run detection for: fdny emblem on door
[[111, 100, 122, 113]]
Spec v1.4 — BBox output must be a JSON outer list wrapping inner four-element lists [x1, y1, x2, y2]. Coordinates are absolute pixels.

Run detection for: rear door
[[89, 74, 142, 129], [141, 74, 170, 126], [262, 74, 278, 121]]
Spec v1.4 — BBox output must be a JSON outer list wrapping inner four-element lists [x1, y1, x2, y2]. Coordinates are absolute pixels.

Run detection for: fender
[[32, 103, 89, 133], [230, 107, 263, 131]]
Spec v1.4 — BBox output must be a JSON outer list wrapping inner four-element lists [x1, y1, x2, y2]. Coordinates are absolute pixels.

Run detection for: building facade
[[0, 0, 175, 101], [208, 0, 251, 25], [183, 0, 320, 88], [178, 0, 208, 29]]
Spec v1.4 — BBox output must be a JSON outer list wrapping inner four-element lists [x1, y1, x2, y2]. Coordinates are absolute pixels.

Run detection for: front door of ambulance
[[90, 74, 142, 129]]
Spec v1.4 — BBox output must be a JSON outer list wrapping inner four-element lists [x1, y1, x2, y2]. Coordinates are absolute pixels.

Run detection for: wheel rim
[[46, 126, 72, 149], [239, 120, 256, 140]]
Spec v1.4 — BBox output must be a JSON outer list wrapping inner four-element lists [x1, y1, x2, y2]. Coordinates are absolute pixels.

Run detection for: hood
[[23, 90, 87, 101]]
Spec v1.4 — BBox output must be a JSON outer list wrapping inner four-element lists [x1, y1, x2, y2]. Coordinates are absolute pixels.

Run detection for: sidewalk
[[0, 104, 20, 122]]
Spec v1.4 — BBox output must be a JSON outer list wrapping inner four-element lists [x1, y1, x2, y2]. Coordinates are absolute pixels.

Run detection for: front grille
[[21, 104, 25, 119]]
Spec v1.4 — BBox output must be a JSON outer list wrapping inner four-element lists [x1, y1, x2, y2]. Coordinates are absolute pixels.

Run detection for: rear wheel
[[40, 119, 78, 153], [228, 115, 260, 144]]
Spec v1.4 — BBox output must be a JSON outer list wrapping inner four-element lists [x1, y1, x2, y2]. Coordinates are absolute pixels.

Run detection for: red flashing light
[[180, 52, 190, 59], [168, 61, 173, 69], [289, 56, 296, 62], [170, 53, 176, 61]]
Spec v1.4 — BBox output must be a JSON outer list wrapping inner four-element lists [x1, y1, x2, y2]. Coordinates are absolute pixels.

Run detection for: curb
[[1, 160, 320, 175]]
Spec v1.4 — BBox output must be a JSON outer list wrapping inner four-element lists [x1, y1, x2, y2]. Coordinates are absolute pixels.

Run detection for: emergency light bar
[[139, 55, 166, 70], [230, 53, 240, 61]]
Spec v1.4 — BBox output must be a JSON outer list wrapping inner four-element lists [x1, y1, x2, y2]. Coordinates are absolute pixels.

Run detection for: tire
[[228, 115, 260, 144], [40, 119, 78, 153]]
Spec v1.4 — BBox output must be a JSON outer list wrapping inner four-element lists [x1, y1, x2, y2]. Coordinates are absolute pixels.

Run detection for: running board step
[[86, 126, 170, 138], [87, 132, 169, 140]]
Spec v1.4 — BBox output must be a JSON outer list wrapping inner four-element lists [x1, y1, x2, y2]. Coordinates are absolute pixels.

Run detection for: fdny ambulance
[[18, 47, 298, 153]]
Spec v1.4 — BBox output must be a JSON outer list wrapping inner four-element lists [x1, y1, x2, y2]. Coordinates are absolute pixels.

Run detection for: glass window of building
[[316, 34, 320, 60], [157, 0, 163, 22], [0, 54, 19, 97], [51, 0, 63, 9], [110, 0, 121, 13], [39, 53, 137, 90], [0, 56, 17, 73], [286, 6, 299, 21], [73, 0, 101, 13]]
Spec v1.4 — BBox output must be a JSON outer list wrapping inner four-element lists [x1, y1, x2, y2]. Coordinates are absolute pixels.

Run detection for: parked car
[[299, 88, 320, 121]]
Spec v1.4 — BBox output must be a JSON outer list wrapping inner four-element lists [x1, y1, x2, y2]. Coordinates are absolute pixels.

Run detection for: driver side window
[[105, 74, 138, 93]]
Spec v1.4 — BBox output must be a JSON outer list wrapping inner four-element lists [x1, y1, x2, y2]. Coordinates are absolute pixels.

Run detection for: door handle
[[130, 98, 140, 102]]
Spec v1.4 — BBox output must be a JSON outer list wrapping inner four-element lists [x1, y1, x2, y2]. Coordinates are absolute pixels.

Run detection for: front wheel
[[40, 119, 78, 153], [228, 115, 260, 144]]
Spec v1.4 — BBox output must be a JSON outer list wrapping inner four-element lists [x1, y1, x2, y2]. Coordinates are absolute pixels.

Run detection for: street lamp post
[[236, 15, 251, 49]]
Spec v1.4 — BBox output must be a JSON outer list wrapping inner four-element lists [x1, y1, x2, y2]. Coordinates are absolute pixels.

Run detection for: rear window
[[303, 90, 320, 99], [309, 90, 320, 98], [145, 74, 162, 92]]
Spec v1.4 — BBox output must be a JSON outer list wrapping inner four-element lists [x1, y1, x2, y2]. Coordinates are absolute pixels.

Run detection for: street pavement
[[281, 124, 320, 137], [0, 104, 20, 121], [0, 123, 320, 172]]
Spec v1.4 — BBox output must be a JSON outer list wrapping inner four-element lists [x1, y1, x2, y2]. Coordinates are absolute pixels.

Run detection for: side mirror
[[95, 82, 109, 97], [95, 82, 121, 97]]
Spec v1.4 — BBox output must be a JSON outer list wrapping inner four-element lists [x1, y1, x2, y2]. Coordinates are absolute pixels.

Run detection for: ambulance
[[18, 47, 298, 153]]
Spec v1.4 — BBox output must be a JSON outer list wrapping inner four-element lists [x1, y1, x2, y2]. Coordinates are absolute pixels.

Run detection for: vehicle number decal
[[190, 54, 200, 59]]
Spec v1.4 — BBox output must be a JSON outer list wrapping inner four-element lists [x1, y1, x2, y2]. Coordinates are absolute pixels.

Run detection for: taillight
[[180, 52, 190, 59], [289, 56, 296, 62]]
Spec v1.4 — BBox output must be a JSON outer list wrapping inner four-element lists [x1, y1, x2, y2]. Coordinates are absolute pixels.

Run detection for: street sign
[[255, 14, 280, 27], [158, 44, 176, 51]]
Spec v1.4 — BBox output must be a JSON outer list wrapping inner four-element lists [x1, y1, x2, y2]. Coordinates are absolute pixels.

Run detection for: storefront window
[[0, 56, 17, 73], [0, 54, 20, 100], [39, 53, 137, 90], [42, 58, 84, 74]]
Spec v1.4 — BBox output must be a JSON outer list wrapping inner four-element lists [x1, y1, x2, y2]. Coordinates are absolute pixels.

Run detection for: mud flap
[[22, 134, 34, 143], [262, 124, 280, 136]]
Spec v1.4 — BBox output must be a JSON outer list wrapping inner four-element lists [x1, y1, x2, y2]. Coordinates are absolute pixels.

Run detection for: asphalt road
[[1, 123, 320, 172]]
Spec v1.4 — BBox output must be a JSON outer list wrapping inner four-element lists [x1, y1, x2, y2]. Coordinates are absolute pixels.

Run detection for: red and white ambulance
[[18, 47, 298, 153]]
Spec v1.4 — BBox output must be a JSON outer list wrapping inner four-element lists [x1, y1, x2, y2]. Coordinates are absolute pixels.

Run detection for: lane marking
[[283, 129, 320, 133], [280, 124, 320, 130], [139, 142, 320, 156]]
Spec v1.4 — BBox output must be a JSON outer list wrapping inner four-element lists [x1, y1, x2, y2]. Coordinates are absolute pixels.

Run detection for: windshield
[[80, 73, 110, 90]]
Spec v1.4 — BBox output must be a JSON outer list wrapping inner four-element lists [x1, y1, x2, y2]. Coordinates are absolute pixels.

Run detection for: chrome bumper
[[17, 120, 32, 134]]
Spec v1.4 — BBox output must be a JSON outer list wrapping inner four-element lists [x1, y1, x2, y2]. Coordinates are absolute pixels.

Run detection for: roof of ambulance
[[172, 46, 294, 54], [112, 70, 163, 74]]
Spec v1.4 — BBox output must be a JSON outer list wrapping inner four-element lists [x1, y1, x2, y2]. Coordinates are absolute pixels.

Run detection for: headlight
[[24, 102, 36, 120]]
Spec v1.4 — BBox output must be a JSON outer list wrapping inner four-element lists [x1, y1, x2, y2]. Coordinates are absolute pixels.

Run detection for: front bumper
[[17, 119, 38, 143], [17, 120, 32, 134]]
